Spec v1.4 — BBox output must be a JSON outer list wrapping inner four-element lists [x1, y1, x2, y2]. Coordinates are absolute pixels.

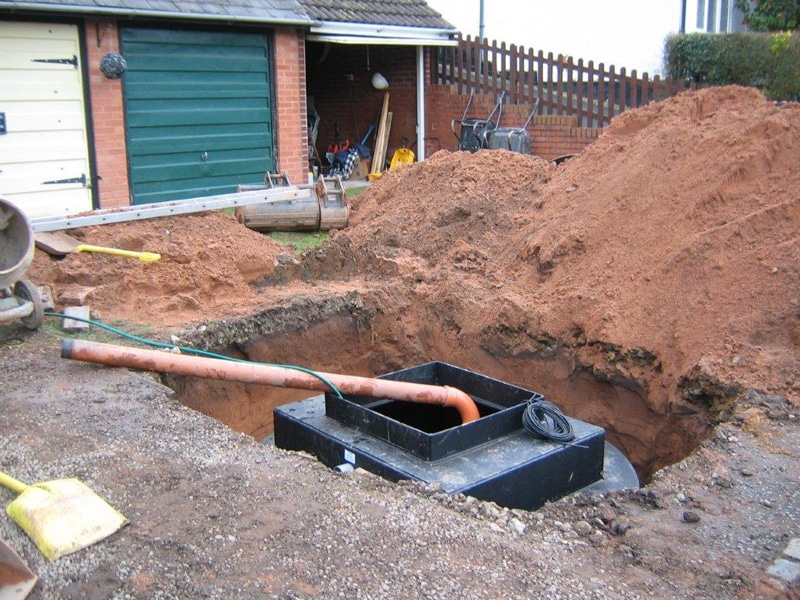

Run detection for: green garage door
[[121, 28, 274, 204]]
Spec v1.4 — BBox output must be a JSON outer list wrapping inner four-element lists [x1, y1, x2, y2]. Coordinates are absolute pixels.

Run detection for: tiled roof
[[0, 0, 313, 24], [298, 0, 455, 29]]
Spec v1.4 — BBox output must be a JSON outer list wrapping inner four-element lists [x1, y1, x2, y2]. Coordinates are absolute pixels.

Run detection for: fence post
[[466, 35, 476, 95], [620, 67, 628, 114], [565, 56, 574, 117], [509, 43, 518, 102], [586, 60, 596, 127], [576, 58, 585, 127], [607, 65, 617, 126]]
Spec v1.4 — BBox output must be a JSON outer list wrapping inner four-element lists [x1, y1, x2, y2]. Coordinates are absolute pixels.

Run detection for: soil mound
[[328, 86, 800, 407], [29, 211, 289, 327]]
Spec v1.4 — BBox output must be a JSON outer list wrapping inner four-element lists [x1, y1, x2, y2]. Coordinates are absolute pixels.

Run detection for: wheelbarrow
[[451, 90, 505, 153], [486, 97, 540, 155], [0, 196, 43, 330]]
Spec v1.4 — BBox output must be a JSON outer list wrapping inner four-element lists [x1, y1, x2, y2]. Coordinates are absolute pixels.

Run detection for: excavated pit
[[28, 86, 800, 491], [165, 294, 718, 484]]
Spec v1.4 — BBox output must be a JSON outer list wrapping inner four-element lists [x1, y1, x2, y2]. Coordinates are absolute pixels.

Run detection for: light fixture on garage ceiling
[[365, 45, 388, 90], [371, 72, 389, 90]]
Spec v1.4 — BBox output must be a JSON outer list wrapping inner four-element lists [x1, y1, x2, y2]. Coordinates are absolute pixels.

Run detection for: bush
[[664, 32, 800, 100]]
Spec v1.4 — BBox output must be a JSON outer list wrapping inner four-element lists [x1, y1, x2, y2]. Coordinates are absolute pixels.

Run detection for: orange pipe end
[[443, 386, 481, 424]]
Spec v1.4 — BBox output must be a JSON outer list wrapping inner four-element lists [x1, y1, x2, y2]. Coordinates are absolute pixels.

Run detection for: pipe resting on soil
[[61, 339, 481, 424]]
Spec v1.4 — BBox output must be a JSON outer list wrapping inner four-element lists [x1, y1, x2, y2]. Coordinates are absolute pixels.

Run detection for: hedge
[[664, 32, 800, 101]]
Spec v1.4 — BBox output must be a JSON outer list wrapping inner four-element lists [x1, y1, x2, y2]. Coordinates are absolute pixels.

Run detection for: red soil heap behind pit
[[30, 86, 800, 418], [345, 85, 800, 406]]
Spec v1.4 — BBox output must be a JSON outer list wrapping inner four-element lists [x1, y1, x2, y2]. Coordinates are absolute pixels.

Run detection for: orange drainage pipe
[[61, 339, 481, 425]]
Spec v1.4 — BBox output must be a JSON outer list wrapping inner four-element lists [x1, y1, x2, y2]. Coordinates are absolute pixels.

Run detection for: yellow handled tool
[[35, 231, 161, 262], [76, 244, 161, 262], [0, 469, 127, 561]]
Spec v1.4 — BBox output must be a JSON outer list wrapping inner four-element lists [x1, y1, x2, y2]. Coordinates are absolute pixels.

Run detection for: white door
[[0, 21, 93, 218]]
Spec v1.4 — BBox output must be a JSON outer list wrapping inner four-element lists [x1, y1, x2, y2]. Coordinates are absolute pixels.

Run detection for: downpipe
[[61, 339, 481, 424]]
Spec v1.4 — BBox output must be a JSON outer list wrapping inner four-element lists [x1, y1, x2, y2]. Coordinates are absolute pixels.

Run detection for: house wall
[[424, 85, 600, 160], [80, 20, 306, 208], [78, 23, 598, 207], [274, 29, 307, 184], [84, 19, 128, 209]]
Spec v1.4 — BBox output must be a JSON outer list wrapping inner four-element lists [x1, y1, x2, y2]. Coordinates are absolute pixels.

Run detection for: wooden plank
[[377, 112, 393, 173], [370, 92, 389, 173], [370, 92, 390, 175]]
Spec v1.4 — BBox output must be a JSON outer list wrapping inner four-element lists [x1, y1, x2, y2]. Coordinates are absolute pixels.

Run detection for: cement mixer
[[0, 196, 43, 329]]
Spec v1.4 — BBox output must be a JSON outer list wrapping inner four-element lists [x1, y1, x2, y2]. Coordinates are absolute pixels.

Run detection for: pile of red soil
[[335, 85, 800, 406], [29, 211, 289, 327]]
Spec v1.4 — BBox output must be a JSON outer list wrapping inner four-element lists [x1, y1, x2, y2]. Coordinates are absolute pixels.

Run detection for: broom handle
[[0, 471, 29, 494]]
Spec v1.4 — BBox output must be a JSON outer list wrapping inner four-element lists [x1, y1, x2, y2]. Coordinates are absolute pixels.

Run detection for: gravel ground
[[1, 327, 799, 599]]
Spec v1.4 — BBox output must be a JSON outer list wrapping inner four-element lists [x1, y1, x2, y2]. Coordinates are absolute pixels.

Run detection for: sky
[[425, 0, 683, 76]]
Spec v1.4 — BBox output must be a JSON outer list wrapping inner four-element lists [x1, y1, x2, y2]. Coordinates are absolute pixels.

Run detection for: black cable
[[522, 396, 575, 443]]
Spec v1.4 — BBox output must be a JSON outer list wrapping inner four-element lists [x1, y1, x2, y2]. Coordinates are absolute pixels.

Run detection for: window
[[707, 0, 717, 32], [719, 0, 729, 31], [697, 0, 706, 29]]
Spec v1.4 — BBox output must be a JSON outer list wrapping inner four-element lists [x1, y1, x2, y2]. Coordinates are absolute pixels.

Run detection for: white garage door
[[0, 21, 92, 218]]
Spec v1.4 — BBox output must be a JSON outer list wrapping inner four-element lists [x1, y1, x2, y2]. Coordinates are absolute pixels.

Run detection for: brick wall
[[84, 19, 129, 209], [425, 84, 600, 160], [273, 29, 307, 184]]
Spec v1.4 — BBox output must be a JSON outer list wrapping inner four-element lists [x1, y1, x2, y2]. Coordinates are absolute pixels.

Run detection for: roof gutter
[[0, 1, 314, 26], [306, 33, 457, 46], [307, 20, 457, 46]]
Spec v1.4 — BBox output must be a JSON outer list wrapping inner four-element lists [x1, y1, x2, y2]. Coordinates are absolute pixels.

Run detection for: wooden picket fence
[[435, 35, 697, 127]]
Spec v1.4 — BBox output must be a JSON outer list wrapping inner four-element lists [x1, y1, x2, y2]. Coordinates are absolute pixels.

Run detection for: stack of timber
[[369, 92, 392, 180]]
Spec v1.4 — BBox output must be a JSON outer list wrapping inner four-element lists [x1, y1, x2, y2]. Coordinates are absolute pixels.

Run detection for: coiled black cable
[[522, 396, 575, 443]]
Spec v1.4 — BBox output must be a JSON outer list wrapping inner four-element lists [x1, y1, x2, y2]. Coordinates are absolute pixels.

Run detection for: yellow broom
[[0, 470, 127, 561]]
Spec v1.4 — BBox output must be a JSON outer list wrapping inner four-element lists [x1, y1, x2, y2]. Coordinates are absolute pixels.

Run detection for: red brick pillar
[[84, 19, 130, 208], [273, 29, 307, 185]]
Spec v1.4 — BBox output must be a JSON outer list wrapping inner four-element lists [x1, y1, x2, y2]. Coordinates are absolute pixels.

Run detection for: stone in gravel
[[574, 521, 593, 537], [556, 521, 572, 533], [589, 531, 605, 545], [611, 519, 632, 535], [596, 503, 617, 524], [510, 518, 526, 535], [715, 476, 734, 489], [767, 559, 800, 584], [683, 511, 701, 523], [783, 538, 800, 561]]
